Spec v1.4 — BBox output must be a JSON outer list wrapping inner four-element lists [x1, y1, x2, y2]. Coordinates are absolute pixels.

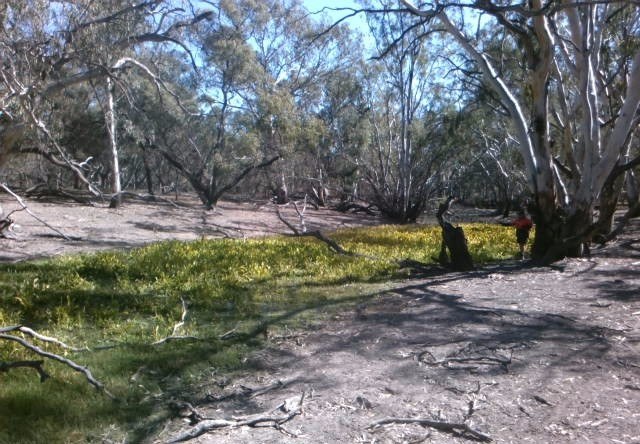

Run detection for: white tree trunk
[[592, 48, 640, 193], [106, 77, 122, 199], [434, 11, 540, 193]]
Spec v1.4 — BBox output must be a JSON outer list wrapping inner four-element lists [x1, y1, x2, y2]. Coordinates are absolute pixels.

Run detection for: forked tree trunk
[[530, 195, 593, 263]]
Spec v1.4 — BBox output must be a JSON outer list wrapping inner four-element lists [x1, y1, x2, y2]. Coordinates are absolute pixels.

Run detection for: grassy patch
[[0, 222, 519, 442]]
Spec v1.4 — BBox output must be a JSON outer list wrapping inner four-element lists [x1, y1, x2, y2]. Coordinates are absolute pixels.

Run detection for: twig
[[166, 392, 306, 443], [368, 417, 492, 442], [0, 183, 72, 240], [153, 297, 196, 345]]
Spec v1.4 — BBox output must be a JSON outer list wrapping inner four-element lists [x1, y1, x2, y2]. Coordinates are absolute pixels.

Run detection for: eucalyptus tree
[[315, 63, 372, 203], [136, 0, 358, 208], [0, 1, 211, 203], [453, 111, 528, 214], [397, 0, 640, 261], [356, 1, 457, 222]]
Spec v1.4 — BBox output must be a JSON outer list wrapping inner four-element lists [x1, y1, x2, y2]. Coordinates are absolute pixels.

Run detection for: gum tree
[[0, 1, 211, 203], [398, 0, 640, 261]]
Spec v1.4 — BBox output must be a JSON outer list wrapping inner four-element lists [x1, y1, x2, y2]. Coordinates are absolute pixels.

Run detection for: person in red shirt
[[511, 209, 533, 259]]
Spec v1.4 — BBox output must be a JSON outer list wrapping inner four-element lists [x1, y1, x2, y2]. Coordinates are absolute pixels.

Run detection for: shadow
[[583, 266, 640, 302], [254, 264, 625, 408]]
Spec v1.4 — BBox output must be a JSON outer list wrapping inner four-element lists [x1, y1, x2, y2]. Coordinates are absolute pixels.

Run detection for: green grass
[[0, 223, 521, 443]]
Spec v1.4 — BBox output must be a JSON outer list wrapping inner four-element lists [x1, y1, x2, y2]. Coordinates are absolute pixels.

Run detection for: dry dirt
[[0, 195, 384, 262], [1, 194, 639, 444]]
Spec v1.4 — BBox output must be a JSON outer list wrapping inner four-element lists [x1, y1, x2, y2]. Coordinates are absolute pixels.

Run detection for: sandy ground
[[0, 195, 384, 262], [155, 253, 640, 444], [1, 193, 639, 443]]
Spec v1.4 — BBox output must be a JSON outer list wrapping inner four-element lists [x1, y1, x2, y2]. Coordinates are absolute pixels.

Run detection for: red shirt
[[513, 216, 533, 230]]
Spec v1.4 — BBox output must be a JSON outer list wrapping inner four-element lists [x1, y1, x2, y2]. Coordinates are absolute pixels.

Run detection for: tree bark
[[106, 77, 122, 208]]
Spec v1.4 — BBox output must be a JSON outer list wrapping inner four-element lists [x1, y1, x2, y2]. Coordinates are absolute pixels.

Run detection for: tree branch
[[167, 392, 306, 443], [0, 183, 72, 240], [368, 416, 492, 442], [0, 360, 49, 382], [0, 329, 114, 399]]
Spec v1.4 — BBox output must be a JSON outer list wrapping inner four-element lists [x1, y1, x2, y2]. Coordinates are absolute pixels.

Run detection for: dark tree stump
[[440, 221, 474, 271], [435, 197, 474, 271]]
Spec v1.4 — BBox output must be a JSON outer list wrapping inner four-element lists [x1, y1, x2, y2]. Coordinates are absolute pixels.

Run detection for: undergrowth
[[0, 223, 520, 443]]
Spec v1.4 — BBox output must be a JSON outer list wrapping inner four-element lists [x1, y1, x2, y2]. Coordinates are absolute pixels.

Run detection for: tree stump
[[436, 197, 474, 271], [440, 221, 474, 271]]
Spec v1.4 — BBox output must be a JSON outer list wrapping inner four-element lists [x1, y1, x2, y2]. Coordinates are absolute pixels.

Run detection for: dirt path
[[1, 195, 638, 443]]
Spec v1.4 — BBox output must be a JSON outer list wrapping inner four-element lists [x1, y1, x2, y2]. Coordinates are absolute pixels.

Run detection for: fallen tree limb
[[166, 391, 306, 443], [204, 378, 299, 403], [1, 183, 72, 240], [0, 360, 49, 382], [275, 201, 353, 255], [368, 417, 492, 442], [0, 326, 114, 399], [0, 325, 86, 352]]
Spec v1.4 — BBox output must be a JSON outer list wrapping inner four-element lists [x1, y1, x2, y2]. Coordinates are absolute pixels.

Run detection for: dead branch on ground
[[1, 325, 86, 352], [1, 183, 72, 240], [204, 378, 299, 403], [368, 416, 492, 442], [0, 360, 49, 382], [0, 325, 114, 398], [166, 391, 306, 443], [418, 351, 512, 372], [275, 199, 353, 255], [110, 191, 184, 208]]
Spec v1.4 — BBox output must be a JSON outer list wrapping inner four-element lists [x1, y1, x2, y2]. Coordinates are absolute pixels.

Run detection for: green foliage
[[0, 223, 519, 442]]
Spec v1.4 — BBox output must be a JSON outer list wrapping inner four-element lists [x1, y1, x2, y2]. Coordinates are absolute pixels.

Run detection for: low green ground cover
[[0, 223, 520, 443]]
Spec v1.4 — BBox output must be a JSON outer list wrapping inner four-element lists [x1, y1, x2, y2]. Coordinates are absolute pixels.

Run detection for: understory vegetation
[[0, 223, 518, 443]]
